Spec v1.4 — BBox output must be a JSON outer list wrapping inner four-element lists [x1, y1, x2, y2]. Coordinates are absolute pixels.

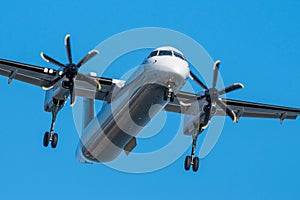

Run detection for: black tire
[[43, 132, 50, 147], [184, 156, 192, 171], [170, 92, 175, 102], [163, 91, 168, 101], [51, 133, 58, 149], [192, 157, 200, 172]]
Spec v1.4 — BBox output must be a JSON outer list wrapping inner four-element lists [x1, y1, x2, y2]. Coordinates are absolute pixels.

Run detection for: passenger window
[[174, 51, 185, 60], [147, 50, 158, 58], [158, 50, 172, 56]]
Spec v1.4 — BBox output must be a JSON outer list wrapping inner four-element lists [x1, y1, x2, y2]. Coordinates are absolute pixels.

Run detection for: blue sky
[[0, 0, 300, 199]]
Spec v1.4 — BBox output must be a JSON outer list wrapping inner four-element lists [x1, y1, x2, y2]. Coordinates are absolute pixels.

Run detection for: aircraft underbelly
[[79, 83, 168, 163]]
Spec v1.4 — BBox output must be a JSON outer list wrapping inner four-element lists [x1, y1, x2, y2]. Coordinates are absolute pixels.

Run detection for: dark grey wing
[[75, 73, 125, 101], [0, 59, 123, 102], [164, 91, 300, 123], [218, 98, 300, 122], [164, 91, 201, 115], [0, 59, 58, 87]]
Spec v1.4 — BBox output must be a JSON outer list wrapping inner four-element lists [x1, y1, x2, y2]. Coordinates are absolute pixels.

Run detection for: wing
[[75, 74, 125, 101], [0, 59, 58, 87], [0, 58, 122, 101], [164, 91, 300, 123], [164, 91, 199, 115], [219, 98, 300, 122]]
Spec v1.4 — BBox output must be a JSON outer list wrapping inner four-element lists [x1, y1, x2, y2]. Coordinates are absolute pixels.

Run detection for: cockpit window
[[147, 50, 158, 59], [158, 50, 172, 56], [173, 51, 185, 60], [147, 49, 186, 61]]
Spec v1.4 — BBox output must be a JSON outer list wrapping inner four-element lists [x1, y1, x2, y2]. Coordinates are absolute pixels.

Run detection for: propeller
[[41, 34, 100, 106], [189, 60, 244, 122]]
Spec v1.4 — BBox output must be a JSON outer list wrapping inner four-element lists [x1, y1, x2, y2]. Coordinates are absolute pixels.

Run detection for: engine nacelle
[[61, 80, 70, 89], [44, 84, 69, 112]]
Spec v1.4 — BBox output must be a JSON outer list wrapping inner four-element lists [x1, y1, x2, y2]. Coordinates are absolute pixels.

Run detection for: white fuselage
[[76, 47, 190, 163]]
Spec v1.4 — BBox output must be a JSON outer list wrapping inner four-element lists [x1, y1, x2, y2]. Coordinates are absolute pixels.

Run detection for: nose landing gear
[[163, 89, 175, 102]]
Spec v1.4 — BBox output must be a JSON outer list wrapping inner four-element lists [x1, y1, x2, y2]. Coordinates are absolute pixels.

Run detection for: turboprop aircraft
[[0, 35, 299, 172]]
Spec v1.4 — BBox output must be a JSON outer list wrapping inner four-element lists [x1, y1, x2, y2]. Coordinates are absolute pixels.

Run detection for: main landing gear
[[43, 132, 58, 148], [184, 129, 202, 172], [184, 105, 211, 172], [43, 101, 63, 149]]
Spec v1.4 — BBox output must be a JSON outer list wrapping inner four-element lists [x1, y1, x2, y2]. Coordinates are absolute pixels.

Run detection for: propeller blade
[[189, 71, 208, 90], [69, 78, 76, 106], [218, 83, 244, 95], [41, 52, 65, 68], [212, 60, 221, 89], [65, 34, 72, 64], [76, 73, 101, 90], [76, 50, 99, 68], [217, 99, 237, 122]]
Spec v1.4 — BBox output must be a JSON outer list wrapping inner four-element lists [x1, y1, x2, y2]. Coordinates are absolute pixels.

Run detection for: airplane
[[0, 34, 300, 172]]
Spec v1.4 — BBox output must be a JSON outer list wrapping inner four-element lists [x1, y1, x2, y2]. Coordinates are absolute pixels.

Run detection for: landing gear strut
[[43, 101, 63, 149]]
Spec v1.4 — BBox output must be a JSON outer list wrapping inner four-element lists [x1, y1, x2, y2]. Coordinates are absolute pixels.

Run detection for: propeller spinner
[[189, 60, 244, 122], [41, 34, 100, 106]]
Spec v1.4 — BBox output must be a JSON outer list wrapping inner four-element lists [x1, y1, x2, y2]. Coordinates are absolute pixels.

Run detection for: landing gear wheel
[[51, 133, 58, 149], [163, 91, 168, 101], [184, 156, 192, 171], [43, 132, 50, 147], [170, 92, 175, 102], [192, 157, 200, 172], [163, 91, 175, 102]]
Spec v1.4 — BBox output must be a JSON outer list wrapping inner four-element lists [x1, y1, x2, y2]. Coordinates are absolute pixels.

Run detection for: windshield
[[146, 49, 186, 61], [147, 50, 158, 59], [173, 51, 185, 60], [158, 50, 172, 56]]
